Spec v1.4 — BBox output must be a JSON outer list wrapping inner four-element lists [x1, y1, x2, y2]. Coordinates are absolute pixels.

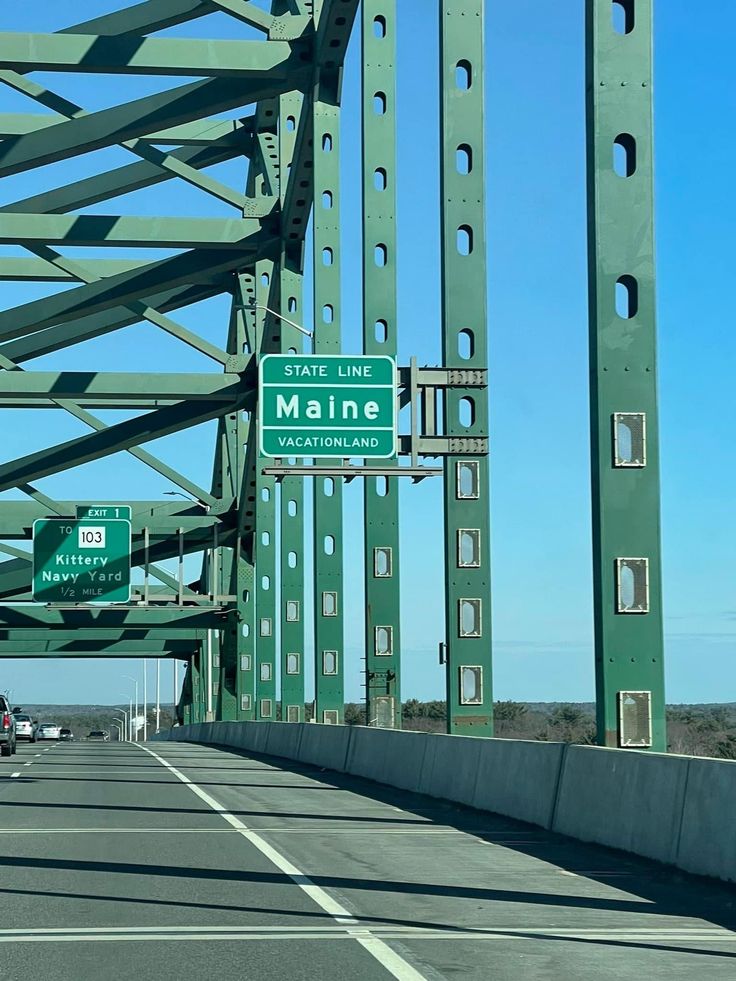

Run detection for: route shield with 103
[[32, 518, 132, 603]]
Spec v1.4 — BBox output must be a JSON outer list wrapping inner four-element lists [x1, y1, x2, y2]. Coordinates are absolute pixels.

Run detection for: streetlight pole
[[143, 660, 148, 742], [120, 695, 132, 740], [118, 707, 128, 742], [123, 676, 138, 741], [155, 659, 160, 733], [205, 628, 214, 722]]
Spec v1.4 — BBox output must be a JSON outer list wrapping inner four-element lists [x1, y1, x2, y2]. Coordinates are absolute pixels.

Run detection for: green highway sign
[[33, 519, 132, 604], [259, 354, 397, 459], [76, 505, 133, 521]]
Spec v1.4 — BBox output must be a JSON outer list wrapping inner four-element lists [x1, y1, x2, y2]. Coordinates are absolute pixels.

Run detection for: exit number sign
[[258, 355, 397, 459]]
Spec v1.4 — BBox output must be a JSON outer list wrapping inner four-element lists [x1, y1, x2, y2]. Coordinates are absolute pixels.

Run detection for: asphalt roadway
[[0, 739, 732, 980]]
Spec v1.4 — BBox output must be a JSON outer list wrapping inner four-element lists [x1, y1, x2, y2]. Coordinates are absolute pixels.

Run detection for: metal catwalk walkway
[[0, 740, 732, 980]]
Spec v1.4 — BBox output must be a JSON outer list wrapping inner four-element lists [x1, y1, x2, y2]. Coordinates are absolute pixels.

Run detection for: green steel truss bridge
[[0, 0, 666, 751]]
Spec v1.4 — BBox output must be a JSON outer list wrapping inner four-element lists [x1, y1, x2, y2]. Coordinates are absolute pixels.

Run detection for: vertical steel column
[[255, 259, 278, 720], [181, 664, 193, 725], [440, 0, 493, 735], [190, 651, 202, 723], [235, 559, 256, 720], [235, 273, 257, 721], [213, 302, 244, 721], [279, 89, 306, 724], [587, 0, 665, 751], [313, 71, 345, 725], [362, 0, 401, 729]]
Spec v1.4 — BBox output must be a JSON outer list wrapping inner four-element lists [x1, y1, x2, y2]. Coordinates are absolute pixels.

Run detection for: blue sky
[[0, 1, 732, 708]]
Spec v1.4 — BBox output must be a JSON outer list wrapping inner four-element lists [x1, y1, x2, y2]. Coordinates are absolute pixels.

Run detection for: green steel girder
[[587, 0, 665, 751], [66, 0, 230, 37], [64, 0, 310, 40], [0, 398, 248, 494], [0, 608, 223, 629], [0, 67, 255, 212], [0, 283, 225, 364], [0, 500, 228, 539], [0, 68, 306, 179], [237, 0, 359, 552], [254, 259, 278, 721], [278, 84, 306, 724], [0, 0, 502, 737], [209, 1, 311, 39], [0, 214, 268, 250], [0, 114, 253, 146], [0, 248, 268, 346], [1, 133, 249, 215], [312, 83, 345, 726], [0, 259, 162, 282], [0, 372, 249, 404], [208, 280, 251, 722], [362, 0, 401, 729], [0, 629, 206, 644], [0, 33, 297, 78], [229, 275, 257, 721], [0, 639, 200, 659], [440, 0, 493, 736]]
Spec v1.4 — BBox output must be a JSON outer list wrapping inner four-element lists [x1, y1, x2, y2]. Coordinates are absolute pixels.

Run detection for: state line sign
[[259, 354, 397, 459], [32, 518, 132, 604]]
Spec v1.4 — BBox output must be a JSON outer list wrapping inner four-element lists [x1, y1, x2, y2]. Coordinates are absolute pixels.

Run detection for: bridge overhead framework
[[0, 0, 665, 751]]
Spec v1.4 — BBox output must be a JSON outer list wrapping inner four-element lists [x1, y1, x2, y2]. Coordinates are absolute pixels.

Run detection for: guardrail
[[154, 722, 736, 885]]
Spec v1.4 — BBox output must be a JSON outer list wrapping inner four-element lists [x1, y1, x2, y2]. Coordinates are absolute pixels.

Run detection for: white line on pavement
[[0, 925, 730, 945], [139, 743, 429, 981], [0, 827, 493, 836]]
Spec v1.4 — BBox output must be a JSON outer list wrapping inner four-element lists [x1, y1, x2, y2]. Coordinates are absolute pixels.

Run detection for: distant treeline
[[344, 700, 736, 759], [17, 700, 736, 759], [17, 704, 176, 739]]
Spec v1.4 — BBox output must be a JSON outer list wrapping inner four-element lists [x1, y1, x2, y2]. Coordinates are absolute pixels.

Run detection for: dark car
[[87, 730, 109, 742], [0, 695, 16, 757], [59, 728, 74, 742]]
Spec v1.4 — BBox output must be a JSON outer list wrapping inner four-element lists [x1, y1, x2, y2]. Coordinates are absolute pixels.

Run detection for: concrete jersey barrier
[[152, 722, 736, 885]]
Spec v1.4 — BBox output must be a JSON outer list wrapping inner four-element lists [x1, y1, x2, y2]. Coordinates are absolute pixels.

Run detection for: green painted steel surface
[[259, 355, 396, 459], [440, 0, 493, 735], [254, 276, 278, 722], [0, 1, 651, 750], [587, 0, 666, 751], [362, 0, 402, 729], [32, 519, 131, 604], [278, 84, 306, 724], [312, 77, 345, 726]]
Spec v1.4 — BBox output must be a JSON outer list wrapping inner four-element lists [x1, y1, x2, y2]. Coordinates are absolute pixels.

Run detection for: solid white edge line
[[0, 925, 730, 937], [138, 743, 429, 981], [0, 928, 730, 946]]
